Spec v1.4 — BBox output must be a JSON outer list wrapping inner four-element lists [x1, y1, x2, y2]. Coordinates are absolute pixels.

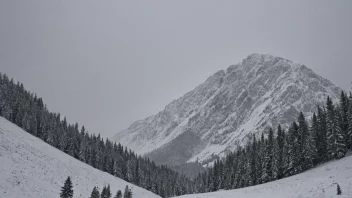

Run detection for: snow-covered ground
[[178, 156, 352, 198], [0, 117, 160, 198]]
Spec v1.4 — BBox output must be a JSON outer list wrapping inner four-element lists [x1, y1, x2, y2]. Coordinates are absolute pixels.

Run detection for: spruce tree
[[303, 131, 318, 169], [114, 190, 122, 198], [276, 125, 285, 179], [317, 105, 328, 161], [311, 113, 321, 161], [123, 185, 132, 198], [326, 97, 346, 159], [101, 186, 107, 198], [339, 91, 350, 148], [348, 93, 352, 149], [272, 137, 280, 180], [337, 183, 342, 195], [60, 176, 73, 198], [283, 123, 297, 176], [297, 112, 308, 171], [90, 186, 100, 198], [106, 185, 112, 198], [250, 135, 257, 185], [256, 133, 265, 184], [262, 128, 274, 182]]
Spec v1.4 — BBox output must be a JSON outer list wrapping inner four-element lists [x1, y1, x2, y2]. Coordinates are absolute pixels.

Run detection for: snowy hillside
[[0, 117, 160, 198], [177, 155, 352, 198], [112, 53, 341, 165]]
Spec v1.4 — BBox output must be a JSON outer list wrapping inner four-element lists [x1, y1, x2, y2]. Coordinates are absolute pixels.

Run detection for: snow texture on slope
[[176, 154, 352, 198], [0, 117, 160, 198], [112, 53, 341, 164]]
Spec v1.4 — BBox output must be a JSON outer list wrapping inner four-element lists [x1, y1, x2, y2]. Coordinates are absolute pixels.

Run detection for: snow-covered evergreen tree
[[262, 128, 274, 182], [60, 176, 73, 198], [90, 186, 100, 198], [348, 93, 352, 149], [326, 97, 346, 159], [123, 185, 132, 198], [339, 91, 350, 148], [317, 105, 328, 161], [303, 130, 318, 169], [114, 190, 122, 198]]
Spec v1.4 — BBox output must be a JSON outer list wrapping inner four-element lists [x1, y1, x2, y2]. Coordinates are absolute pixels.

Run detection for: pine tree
[[78, 137, 86, 162], [114, 190, 122, 198], [250, 135, 257, 185], [123, 185, 132, 198], [311, 113, 321, 161], [276, 125, 284, 179], [326, 97, 346, 159], [60, 176, 73, 198], [272, 137, 280, 180], [303, 130, 318, 169], [337, 183, 342, 195], [317, 105, 328, 161], [256, 133, 265, 184], [297, 112, 308, 171], [348, 93, 352, 149], [101, 185, 112, 198], [135, 159, 141, 185], [101, 186, 107, 198], [262, 128, 274, 182], [339, 91, 350, 148], [126, 160, 134, 182], [106, 185, 111, 198], [90, 186, 100, 198], [283, 123, 298, 176]]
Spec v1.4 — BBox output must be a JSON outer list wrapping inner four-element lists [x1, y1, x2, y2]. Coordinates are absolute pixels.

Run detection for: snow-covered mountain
[[176, 154, 352, 198], [112, 53, 341, 165], [0, 117, 160, 198]]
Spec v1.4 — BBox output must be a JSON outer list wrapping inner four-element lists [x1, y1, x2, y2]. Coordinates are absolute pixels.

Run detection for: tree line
[[0, 73, 194, 197], [193, 91, 352, 193]]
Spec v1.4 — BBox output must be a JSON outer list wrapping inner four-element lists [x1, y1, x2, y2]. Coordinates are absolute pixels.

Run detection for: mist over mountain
[[112, 53, 341, 165]]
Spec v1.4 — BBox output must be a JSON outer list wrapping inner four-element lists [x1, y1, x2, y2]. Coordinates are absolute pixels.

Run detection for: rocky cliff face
[[112, 53, 341, 165]]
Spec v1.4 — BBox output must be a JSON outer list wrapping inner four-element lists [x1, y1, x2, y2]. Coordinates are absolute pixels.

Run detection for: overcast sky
[[1, 0, 351, 138]]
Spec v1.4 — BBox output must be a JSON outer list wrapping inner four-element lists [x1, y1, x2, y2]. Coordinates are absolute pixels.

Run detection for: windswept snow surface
[[177, 156, 352, 198], [0, 117, 160, 198]]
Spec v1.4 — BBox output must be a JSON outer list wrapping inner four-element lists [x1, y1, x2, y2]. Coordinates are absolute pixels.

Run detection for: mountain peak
[[112, 54, 341, 165], [246, 53, 274, 60]]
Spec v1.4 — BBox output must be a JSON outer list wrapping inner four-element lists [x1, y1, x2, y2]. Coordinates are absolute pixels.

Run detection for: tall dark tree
[[276, 125, 284, 179], [101, 185, 112, 198], [339, 91, 350, 148], [250, 134, 257, 185], [262, 128, 274, 182], [60, 176, 73, 198], [114, 190, 122, 198], [317, 105, 328, 161], [326, 97, 346, 159], [123, 185, 132, 198], [90, 186, 100, 198], [348, 93, 352, 149], [297, 112, 309, 171]]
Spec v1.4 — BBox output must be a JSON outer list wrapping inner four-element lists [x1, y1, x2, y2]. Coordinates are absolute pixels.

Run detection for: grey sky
[[1, 0, 351, 138]]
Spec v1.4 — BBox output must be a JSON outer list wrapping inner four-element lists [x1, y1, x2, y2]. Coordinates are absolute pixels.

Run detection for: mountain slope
[[0, 117, 160, 198], [176, 154, 352, 198], [112, 53, 341, 165]]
